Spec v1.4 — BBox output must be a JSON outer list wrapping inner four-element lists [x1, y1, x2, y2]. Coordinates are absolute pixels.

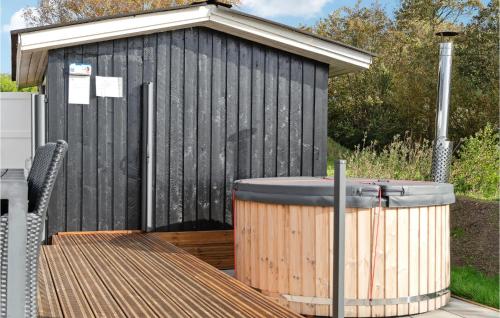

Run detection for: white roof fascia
[[15, 4, 373, 86], [207, 6, 372, 73], [18, 6, 211, 53]]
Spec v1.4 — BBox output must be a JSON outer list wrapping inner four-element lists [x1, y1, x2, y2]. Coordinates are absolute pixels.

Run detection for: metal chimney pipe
[[435, 43, 452, 139], [431, 32, 457, 183]]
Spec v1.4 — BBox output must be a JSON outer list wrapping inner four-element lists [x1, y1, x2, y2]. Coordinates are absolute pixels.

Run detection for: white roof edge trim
[[15, 4, 372, 85], [208, 7, 371, 70], [18, 6, 211, 52]]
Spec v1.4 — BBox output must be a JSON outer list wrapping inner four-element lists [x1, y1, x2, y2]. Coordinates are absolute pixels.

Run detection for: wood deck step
[[148, 230, 234, 269]]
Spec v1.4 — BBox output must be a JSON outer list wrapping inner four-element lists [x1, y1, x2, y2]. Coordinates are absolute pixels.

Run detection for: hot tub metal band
[[281, 288, 450, 306]]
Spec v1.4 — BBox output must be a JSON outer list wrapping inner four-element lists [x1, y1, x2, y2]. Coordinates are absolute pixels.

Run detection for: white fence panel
[[0, 92, 32, 169]]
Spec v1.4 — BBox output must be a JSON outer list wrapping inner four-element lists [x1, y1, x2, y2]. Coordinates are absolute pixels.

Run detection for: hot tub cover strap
[[233, 177, 455, 208]]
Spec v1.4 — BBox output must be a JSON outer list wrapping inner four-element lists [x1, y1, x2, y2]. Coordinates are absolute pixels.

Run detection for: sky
[[0, 0, 398, 75]]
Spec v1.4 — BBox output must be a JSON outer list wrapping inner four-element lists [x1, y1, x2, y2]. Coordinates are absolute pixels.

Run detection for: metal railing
[[333, 160, 346, 318]]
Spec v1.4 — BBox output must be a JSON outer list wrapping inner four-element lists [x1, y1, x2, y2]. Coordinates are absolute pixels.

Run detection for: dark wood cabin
[[11, 1, 373, 238]]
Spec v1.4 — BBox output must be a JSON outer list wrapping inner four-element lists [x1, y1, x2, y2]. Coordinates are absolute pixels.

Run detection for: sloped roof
[[11, 0, 374, 87]]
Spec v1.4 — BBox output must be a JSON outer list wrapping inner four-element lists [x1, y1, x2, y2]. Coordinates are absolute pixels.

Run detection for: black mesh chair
[[0, 140, 67, 318]]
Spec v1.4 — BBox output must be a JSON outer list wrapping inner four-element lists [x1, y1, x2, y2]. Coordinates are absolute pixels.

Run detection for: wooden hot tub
[[233, 177, 455, 317]]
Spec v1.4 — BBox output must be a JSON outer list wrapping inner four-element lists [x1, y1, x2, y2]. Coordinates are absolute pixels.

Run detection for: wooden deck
[[38, 233, 301, 318]]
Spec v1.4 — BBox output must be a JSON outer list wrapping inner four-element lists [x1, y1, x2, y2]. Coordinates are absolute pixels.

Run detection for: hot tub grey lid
[[233, 177, 455, 208], [371, 179, 455, 207]]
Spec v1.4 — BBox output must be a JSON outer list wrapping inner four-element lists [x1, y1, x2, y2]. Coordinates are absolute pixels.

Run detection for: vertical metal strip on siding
[[142, 82, 155, 232], [31, 94, 46, 156], [143, 34, 157, 230]]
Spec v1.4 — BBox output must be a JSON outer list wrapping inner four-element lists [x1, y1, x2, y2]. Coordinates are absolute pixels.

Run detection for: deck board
[[42, 246, 95, 317], [39, 233, 301, 318], [38, 248, 63, 318], [58, 238, 126, 317]]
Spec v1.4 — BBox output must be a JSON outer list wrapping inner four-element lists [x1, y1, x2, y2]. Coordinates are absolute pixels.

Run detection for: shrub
[[0, 74, 37, 92], [451, 124, 499, 200]]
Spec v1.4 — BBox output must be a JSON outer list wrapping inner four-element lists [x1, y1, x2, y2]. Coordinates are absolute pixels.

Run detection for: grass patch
[[451, 266, 499, 308], [451, 227, 465, 239]]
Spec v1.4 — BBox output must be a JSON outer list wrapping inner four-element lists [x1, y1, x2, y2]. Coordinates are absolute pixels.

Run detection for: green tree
[[0, 74, 37, 92], [395, 0, 482, 28], [313, 0, 497, 149], [451, 1, 499, 140], [314, 2, 402, 147]]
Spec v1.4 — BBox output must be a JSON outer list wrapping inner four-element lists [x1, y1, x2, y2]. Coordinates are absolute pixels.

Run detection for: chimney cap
[[435, 31, 460, 37], [190, 0, 232, 8]]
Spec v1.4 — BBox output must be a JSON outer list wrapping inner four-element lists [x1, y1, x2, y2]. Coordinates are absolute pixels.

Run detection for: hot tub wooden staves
[[233, 177, 454, 317]]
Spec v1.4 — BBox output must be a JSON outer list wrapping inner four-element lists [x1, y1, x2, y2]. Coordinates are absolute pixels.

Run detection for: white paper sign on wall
[[96, 76, 123, 98], [68, 75, 90, 105]]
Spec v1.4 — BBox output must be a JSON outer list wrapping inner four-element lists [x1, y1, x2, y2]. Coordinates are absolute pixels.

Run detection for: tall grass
[[328, 133, 433, 181], [327, 125, 499, 201]]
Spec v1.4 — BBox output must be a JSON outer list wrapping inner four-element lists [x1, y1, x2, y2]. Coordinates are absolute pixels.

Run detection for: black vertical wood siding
[[45, 27, 329, 236], [65, 46, 82, 231]]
